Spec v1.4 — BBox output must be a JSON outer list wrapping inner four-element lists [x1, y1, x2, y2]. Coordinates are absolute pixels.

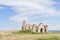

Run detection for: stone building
[[22, 20, 48, 33]]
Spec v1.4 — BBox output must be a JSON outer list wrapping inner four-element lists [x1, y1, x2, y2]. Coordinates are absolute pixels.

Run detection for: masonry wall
[[44, 25, 48, 32], [22, 20, 48, 33], [22, 20, 26, 30], [32, 24, 37, 32]]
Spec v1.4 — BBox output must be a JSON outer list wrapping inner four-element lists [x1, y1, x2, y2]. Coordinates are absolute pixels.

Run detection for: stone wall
[[22, 20, 48, 33]]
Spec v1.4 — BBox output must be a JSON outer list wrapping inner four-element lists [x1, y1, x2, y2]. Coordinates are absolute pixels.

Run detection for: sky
[[0, 0, 60, 30]]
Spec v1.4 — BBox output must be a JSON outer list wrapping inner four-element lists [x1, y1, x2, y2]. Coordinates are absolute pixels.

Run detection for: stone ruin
[[22, 20, 48, 33]]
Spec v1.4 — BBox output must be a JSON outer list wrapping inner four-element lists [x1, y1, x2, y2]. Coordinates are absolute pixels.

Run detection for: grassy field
[[0, 31, 60, 40]]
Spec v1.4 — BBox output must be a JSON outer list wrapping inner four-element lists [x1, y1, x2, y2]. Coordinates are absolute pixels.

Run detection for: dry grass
[[0, 31, 60, 40]]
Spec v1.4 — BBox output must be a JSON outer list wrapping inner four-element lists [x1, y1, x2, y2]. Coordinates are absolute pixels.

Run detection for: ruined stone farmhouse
[[22, 20, 48, 33]]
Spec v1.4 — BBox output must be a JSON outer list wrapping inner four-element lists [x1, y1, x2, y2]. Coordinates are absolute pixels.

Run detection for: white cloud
[[7, 0, 59, 22]]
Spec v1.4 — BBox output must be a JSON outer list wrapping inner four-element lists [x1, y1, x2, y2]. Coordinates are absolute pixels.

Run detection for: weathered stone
[[22, 20, 48, 33]]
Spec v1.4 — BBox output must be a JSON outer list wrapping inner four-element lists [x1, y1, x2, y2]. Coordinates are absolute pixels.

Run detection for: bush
[[12, 30, 33, 34]]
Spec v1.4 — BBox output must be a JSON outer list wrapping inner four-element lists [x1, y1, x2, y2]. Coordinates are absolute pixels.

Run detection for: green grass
[[0, 31, 60, 40], [12, 30, 48, 34], [11, 31, 60, 40], [15, 36, 60, 40], [12, 30, 33, 34], [38, 36, 60, 40]]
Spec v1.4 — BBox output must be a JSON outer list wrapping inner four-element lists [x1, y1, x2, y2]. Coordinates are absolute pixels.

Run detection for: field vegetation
[[0, 30, 60, 40]]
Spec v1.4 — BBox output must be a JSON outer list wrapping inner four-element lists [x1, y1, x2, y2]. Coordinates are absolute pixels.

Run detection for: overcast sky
[[0, 0, 60, 30]]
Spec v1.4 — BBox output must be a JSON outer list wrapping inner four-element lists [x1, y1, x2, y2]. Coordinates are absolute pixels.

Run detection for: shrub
[[12, 30, 33, 34]]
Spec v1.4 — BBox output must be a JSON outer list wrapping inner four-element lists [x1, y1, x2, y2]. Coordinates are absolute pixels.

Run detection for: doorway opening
[[40, 28, 43, 33]]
